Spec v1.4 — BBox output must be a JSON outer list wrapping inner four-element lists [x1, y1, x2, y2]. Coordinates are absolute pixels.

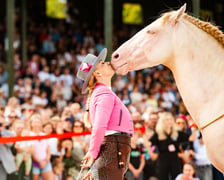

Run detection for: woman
[[76, 48, 134, 180], [29, 114, 55, 180], [145, 111, 196, 180]]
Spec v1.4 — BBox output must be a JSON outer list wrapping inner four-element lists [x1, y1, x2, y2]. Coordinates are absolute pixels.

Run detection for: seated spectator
[[4, 96, 21, 123], [42, 35, 56, 55]]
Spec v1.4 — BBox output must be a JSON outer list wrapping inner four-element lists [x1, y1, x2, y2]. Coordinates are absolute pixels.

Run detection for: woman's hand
[[39, 160, 47, 168], [81, 152, 95, 169], [83, 169, 94, 180]]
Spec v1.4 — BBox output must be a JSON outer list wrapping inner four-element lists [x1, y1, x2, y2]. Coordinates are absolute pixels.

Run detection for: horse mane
[[162, 11, 224, 47], [183, 14, 224, 47]]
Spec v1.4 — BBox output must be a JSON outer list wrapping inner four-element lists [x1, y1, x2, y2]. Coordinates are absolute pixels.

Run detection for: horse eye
[[147, 30, 155, 34]]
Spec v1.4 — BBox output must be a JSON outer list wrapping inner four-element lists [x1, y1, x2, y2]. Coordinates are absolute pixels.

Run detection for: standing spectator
[[126, 131, 145, 180], [71, 120, 90, 177], [143, 111, 159, 180], [191, 133, 213, 180], [0, 115, 17, 180], [43, 121, 65, 163], [29, 114, 54, 180], [147, 112, 194, 180], [14, 129, 32, 179]]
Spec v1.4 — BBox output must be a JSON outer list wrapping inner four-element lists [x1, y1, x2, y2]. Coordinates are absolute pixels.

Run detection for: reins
[[199, 113, 224, 131]]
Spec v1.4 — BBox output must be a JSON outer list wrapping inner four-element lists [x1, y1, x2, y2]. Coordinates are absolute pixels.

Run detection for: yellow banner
[[46, 0, 67, 19], [122, 3, 143, 25]]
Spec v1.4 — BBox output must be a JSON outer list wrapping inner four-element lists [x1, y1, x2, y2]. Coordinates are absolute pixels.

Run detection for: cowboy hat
[[77, 48, 107, 94]]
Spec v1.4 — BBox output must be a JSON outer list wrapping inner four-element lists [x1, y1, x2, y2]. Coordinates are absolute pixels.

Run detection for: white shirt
[[193, 139, 211, 166]]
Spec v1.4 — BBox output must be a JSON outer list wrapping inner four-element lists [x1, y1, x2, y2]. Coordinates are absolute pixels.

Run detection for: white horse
[[111, 4, 224, 173]]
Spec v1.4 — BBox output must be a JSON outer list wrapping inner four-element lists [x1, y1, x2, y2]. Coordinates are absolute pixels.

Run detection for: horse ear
[[171, 3, 186, 24]]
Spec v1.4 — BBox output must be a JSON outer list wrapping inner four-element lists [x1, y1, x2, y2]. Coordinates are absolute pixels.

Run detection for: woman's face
[[43, 123, 53, 134], [31, 117, 42, 130], [95, 61, 115, 78], [73, 122, 84, 133], [175, 118, 186, 131], [164, 114, 174, 128]]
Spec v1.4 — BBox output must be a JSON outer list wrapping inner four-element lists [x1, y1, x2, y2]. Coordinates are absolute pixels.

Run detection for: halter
[[199, 113, 224, 131]]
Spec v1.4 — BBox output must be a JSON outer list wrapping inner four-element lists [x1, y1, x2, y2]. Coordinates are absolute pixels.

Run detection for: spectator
[[143, 111, 159, 180], [29, 114, 54, 180], [191, 133, 213, 180], [0, 115, 17, 180], [147, 111, 195, 180], [60, 67, 73, 87], [71, 120, 90, 177], [4, 96, 21, 123], [175, 162, 200, 180], [38, 65, 51, 83], [70, 102, 83, 121], [42, 35, 56, 55], [14, 129, 32, 179], [52, 160, 65, 180], [126, 131, 145, 180], [43, 120, 65, 163]]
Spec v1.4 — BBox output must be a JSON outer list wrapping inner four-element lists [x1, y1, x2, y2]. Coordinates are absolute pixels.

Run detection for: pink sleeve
[[88, 90, 115, 159]]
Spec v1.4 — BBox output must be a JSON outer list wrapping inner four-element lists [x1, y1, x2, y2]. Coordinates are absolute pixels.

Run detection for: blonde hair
[[7, 97, 19, 107], [83, 75, 97, 128], [29, 113, 42, 130], [155, 111, 178, 140]]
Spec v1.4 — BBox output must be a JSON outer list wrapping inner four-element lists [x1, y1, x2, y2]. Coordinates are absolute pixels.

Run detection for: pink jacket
[[88, 83, 133, 158]]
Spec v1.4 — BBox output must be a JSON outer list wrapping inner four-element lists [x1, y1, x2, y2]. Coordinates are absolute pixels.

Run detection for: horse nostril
[[113, 53, 119, 59]]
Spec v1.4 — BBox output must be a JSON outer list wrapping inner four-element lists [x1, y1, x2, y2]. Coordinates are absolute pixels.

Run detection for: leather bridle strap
[[200, 114, 224, 131]]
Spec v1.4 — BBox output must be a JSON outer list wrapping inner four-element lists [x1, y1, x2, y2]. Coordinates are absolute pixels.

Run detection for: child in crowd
[[14, 129, 33, 178], [175, 162, 200, 180], [52, 160, 65, 180]]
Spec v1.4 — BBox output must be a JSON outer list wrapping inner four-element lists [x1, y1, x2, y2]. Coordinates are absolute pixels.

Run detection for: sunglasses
[[176, 121, 185, 125], [74, 125, 83, 128]]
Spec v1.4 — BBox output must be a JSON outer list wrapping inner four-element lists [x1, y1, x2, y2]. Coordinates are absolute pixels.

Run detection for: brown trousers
[[91, 134, 131, 180]]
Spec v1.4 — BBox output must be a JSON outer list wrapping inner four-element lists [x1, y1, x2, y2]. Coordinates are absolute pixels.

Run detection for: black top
[[150, 131, 189, 154]]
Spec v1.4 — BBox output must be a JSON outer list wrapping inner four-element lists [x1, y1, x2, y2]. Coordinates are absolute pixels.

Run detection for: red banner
[[0, 126, 146, 144], [0, 131, 91, 144]]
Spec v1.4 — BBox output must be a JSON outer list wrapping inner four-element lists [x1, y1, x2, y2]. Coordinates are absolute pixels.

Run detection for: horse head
[[111, 4, 186, 75]]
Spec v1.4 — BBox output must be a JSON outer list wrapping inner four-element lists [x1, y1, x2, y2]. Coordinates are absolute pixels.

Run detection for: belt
[[113, 132, 131, 137], [197, 164, 211, 168]]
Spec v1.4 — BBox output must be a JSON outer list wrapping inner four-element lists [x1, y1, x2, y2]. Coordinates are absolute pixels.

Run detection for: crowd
[[0, 1, 223, 180]]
